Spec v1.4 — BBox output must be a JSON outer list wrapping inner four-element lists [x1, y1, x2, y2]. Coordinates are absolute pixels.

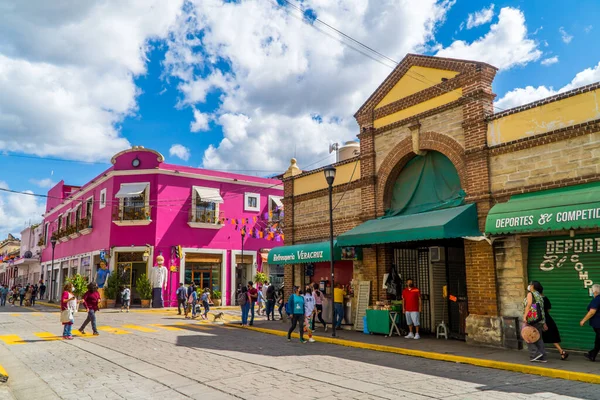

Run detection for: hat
[[521, 325, 540, 344]]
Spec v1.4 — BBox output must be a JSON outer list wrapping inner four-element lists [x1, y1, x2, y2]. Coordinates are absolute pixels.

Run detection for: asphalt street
[[0, 305, 597, 400]]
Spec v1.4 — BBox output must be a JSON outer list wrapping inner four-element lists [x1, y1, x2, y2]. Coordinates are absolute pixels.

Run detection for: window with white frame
[[57, 214, 63, 232], [74, 204, 81, 229], [268, 195, 283, 222], [244, 193, 260, 212], [115, 183, 150, 221], [99, 188, 107, 209], [65, 210, 71, 228], [192, 186, 223, 224], [85, 197, 93, 223]]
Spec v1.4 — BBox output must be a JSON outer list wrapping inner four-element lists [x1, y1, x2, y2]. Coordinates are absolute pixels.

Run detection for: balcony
[[112, 204, 152, 226], [78, 218, 93, 235], [188, 209, 222, 229]]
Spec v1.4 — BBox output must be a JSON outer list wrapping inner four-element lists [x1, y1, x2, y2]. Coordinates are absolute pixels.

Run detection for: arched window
[[385, 151, 465, 217]]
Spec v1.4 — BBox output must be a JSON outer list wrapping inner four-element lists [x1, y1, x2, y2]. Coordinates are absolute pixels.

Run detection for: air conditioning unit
[[429, 247, 442, 262]]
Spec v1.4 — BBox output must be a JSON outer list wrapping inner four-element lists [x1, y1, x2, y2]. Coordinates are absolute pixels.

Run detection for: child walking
[[201, 288, 211, 320], [120, 286, 131, 313], [304, 286, 316, 343]]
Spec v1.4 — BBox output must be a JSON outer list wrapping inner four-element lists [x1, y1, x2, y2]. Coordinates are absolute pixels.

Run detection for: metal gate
[[394, 248, 432, 332], [446, 247, 468, 339], [528, 234, 600, 350]]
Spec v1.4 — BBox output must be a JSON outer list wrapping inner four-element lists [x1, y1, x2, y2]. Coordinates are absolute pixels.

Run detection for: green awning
[[486, 182, 600, 235], [267, 241, 341, 265], [337, 204, 481, 247]]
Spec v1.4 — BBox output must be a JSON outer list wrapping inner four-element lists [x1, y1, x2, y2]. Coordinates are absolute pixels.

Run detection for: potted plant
[[104, 272, 120, 308], [136, 273, 152, 308], [254, 272, 268, 285], [66, 274, 88, 310], [212, 290, 222, 306]]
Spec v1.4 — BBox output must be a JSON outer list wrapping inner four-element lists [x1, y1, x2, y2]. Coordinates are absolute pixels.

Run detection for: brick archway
[[376, 132, 467, 215]]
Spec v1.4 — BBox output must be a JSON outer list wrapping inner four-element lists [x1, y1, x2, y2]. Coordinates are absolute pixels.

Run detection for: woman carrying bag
[[522, 281, 548, 362], [60, 283, 78, 340]]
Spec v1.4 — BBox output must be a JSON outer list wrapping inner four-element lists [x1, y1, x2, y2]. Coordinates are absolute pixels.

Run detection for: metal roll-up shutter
[[527, 234, 600, 350]]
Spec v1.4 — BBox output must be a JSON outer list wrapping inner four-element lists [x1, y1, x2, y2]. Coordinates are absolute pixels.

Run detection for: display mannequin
[[151, 255, 168, 308], [95, 261, 110, 302]]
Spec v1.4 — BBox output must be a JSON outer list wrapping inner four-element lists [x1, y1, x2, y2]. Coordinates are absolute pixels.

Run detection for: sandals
[[561, 351, 569, 360]]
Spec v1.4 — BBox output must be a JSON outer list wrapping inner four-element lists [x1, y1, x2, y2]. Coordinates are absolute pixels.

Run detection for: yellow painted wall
[[293, 161, 361, 196], [376, 66, 459, 109], [488, 88, 600, 145], [374, 89, 462, 129]]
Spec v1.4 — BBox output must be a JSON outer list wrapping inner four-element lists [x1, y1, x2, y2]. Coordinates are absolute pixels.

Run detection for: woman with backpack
[[523, 281, 548, 362], [287, 286, 306, 343], [238, 286, 251, 326]]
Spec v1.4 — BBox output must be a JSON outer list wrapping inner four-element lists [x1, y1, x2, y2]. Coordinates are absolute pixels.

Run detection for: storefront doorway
[[184, 253, 223, 295], [116, 252, 147, 305]]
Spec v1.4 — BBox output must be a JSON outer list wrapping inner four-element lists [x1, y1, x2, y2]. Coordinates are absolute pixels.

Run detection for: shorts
[[405, 311, 420, 326], [122, 299, 130, 307]]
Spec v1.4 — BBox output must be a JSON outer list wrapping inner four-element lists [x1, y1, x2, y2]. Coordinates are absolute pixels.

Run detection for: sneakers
[[584, 353, 596, 362], [93, 332, 99, 336], [300, 339, 308, 344], [309, 338, 316, 343], [287, 338, 291, 342], [414, 333, 421, 340], [324, 326, 328, 332], [405, 332, 415, 339], [78, 329, 85, 335], [530, 353, 544, 362]]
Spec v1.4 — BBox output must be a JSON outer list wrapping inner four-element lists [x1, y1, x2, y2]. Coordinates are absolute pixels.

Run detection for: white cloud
[[0, 182, 45, 239], [466, 4, 495, 29], [0, 0, 184, 161], [190, 108, 210, 132], [559, 27, 573, 44], [436, 7, 542, 70], [29, 178, 57, 189], [165, 0, 457, 172], [584, 25, 593, 33], [495, 61, 600, 110], [540, 56, 559, 66], [169, 144, 191, 161]]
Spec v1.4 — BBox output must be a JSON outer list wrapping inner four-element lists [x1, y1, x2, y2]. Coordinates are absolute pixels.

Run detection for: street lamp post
[[323, 165, 337, 337], [48, 236, 58, 303]]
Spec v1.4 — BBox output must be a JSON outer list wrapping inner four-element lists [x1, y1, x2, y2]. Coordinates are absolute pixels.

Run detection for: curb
[[226, 324, 600, 385], [0, 364, 7, 383]]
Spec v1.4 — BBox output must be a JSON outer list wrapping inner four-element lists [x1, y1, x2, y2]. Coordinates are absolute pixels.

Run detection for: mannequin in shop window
[[151, 255, 168, 308]]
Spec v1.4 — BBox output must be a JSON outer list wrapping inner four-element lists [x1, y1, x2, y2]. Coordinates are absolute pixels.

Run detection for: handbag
[[60, 309, 73, 323]]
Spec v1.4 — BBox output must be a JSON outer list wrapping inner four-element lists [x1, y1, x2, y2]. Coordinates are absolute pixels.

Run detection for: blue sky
[[0, 0, 599, 237]]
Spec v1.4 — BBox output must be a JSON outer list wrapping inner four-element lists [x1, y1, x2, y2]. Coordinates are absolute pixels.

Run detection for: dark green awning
[[267, 241, 341, 265], [336, 204, 481, 247], [486, 182, 600, 235]]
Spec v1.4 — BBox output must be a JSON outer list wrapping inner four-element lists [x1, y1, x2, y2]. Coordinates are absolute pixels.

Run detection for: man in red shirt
[[402, 279, 422, 340], [78, 282, 101, 336], [247, 281, 258, 326]]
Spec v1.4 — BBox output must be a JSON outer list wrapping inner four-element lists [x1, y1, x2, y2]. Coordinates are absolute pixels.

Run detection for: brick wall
[[490, 132, 600, 194], [464, 240, 498, 316], [494, 236, 527, 317]]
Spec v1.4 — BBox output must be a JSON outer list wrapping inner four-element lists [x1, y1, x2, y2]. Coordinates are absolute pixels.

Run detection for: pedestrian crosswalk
[[0, 321, 226, 345]]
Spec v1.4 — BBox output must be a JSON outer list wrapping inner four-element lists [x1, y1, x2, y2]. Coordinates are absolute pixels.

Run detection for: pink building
[[39, 147, 284, 306]]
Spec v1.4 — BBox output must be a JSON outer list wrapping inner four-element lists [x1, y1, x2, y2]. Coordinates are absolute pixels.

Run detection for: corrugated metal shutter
[[527, 234, 599, 351]]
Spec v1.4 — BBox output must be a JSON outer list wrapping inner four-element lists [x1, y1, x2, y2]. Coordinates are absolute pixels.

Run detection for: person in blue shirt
[[201, 288, 211, 320], [287, 286, 306, 343], [580, 284, 600, 362], [0, 285, 8, 306]]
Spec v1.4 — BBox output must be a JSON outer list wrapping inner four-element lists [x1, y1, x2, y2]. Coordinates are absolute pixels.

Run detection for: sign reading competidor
[[538, 237, 597, 296], [495, 208, 600, 230]]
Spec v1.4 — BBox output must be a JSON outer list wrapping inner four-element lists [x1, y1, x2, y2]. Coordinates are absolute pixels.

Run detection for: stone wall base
[[465, 314, 503, 347]]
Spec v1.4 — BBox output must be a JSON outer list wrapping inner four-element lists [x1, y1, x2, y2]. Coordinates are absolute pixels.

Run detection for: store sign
[[538, 238, 597, 296]]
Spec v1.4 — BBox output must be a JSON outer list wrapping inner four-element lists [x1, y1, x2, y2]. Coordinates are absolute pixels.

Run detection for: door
[[192, 270, 212, 290], [446, 246, 468, 339], [394, 247, 432, 332], [528, 234, 600, 350]]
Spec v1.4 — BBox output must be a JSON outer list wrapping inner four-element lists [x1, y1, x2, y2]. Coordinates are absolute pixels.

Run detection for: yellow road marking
[[122, 324, 157, 333], [149, 324, 183, 331], [73, 331, 99, 338], [9, 313, 20, 317], [34, 332, 63, 341], [97, 326, 131, 335], [30, 312, 43, 316], [174, 322, 211, 330], [0, 363, 7, 380], [0, 335, 24, 345]]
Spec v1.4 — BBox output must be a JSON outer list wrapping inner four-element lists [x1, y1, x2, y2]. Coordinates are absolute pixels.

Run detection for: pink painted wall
[[41, 148, 284, 305]]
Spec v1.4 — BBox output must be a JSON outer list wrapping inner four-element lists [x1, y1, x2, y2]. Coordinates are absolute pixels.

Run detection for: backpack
[[237, 292, 247, 306]]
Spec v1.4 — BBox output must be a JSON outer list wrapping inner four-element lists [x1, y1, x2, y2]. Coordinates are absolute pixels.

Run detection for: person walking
[[187, 284, 198, 319], [248, 281, 258, 326], [311, 283, 327, 331], [60, 283, 77, 340], [277, 285, 285, 320], [25, 286, 32, 306], [238, 286, 250, 326], [31, 285, 37, 306], [120, 286, 131, 313], [265, 284, 276, 321], [304, 286, 316, 343], [523, 281, 548, 362], [541, 290, 568, 360], [201, 288, 211, 320], [79, 282, 100, 336], [333, 283, 346, 329], [287, 286, 306, 343], [257, 286, 265, 317], [176, 283, 187, 315], [39, 281, 46, 300], [0, 285, 8, 307], [402, 279, 422, 340], [19, 285, 26, 306], [580, 283, 600, 362]]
